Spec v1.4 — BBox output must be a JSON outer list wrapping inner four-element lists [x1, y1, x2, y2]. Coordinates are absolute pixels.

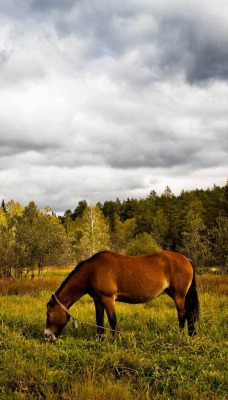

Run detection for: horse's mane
[[55, 251, 109, 296], [55, 259, 87, 296]]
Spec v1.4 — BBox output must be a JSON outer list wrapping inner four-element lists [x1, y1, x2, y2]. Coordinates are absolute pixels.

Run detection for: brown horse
[[44, 251, 199, 342]]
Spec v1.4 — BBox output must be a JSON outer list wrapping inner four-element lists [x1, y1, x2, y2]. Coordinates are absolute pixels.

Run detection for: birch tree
[[76, 205, 110, 260]]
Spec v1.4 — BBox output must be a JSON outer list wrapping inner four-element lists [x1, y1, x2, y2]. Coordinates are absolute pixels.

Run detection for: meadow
[[0, 272, 227, 400]]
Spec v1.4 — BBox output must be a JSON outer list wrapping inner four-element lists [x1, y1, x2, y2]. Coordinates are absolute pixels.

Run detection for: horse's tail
[[185, 270, 200, 323]]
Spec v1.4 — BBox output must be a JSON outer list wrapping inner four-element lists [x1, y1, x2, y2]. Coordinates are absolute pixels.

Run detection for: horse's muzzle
[[44, 328, 58, 343]]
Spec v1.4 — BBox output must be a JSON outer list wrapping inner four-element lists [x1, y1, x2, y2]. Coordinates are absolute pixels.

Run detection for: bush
[[127, 233, 162, 256]]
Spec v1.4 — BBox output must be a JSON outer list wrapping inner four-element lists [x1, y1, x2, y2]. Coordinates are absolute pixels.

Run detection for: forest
[[0, 182, 227, 278]]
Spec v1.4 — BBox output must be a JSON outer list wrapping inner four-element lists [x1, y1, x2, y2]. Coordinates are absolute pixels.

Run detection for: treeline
[[0, 201, 72, 278], [0, 183, 227, 278]]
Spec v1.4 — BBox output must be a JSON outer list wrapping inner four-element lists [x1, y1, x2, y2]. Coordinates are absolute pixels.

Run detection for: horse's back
[[87, 250, 193, 276]]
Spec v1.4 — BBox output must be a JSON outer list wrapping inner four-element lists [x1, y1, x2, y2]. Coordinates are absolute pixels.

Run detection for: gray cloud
[[31, 0, 76, 12], [34, 0, 228, 85], [156, 12, 228, 83]]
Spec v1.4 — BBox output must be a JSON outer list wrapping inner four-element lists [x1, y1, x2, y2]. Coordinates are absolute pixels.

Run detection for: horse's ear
[[47, 294, 55, 307]]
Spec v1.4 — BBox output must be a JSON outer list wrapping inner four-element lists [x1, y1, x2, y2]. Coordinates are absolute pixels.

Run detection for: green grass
[[0, 276, 227, 399]]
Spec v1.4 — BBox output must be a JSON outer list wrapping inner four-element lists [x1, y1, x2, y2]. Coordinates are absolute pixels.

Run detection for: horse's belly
[[116, 275, 168, 304], [116, 287, 166, 304], [116, 293, 154, 304]]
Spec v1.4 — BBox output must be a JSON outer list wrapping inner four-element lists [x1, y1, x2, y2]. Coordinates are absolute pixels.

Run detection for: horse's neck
[[58, 267, 88, 308]]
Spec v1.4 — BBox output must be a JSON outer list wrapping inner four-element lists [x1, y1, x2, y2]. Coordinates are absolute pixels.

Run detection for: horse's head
[[44, 294, 70, 342]]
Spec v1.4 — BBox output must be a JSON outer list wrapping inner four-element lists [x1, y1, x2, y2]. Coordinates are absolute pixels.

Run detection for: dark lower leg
[[94, 300, 105, 339], [107, 312, 117, 336], [174, 295, 186, 333], [178, 309, 186, 332], [103, 296, 117, 336]]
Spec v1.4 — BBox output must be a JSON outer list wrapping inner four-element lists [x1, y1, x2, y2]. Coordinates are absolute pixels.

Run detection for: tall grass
[[0, 275, 227, 399]]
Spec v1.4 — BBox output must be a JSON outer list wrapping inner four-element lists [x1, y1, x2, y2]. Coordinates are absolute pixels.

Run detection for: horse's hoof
[[95, 334, 104, 342]]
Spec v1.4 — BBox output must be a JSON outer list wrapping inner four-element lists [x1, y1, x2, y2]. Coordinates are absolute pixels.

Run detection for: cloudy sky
[[0, 0, 227, 214]]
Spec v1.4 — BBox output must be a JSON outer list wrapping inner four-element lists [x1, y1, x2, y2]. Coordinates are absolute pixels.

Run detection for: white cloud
[[0, 0, 227, 213]]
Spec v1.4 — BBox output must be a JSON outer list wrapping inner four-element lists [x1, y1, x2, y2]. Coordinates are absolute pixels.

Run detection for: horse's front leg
[[102, 295, 117, 337], [94, 299, 105, 340]]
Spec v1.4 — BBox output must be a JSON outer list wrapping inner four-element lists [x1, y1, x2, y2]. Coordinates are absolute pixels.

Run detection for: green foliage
[[101, 199, 121, 232], [75, 205, 111, 260], [0, 275, 227, 399], [0, 201, 72, 278], [0, 207, 7, 229], [209, 215, 228, 272], [127, 233, 161, 255], [179, 208, 211, 271], [71, 200, 88, 220], [111, 216, 136, 253], [151, 208, 169, 247]]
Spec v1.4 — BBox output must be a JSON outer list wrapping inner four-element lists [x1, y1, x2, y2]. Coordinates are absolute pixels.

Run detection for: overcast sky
[[0, 0, 227, 214]]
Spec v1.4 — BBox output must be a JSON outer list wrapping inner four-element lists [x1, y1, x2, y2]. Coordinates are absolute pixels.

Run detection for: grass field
[[0, 273, 227, 399]]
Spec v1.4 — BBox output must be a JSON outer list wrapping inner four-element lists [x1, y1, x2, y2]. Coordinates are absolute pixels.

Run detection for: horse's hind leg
[[166, 289, 186, 332], [94, 299, 105, 340], [170, 292, 197, 336], [174, 296, 186, 332]]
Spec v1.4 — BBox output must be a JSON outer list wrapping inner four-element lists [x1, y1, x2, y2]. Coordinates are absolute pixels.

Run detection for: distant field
[[0, 273, 227, 399]]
